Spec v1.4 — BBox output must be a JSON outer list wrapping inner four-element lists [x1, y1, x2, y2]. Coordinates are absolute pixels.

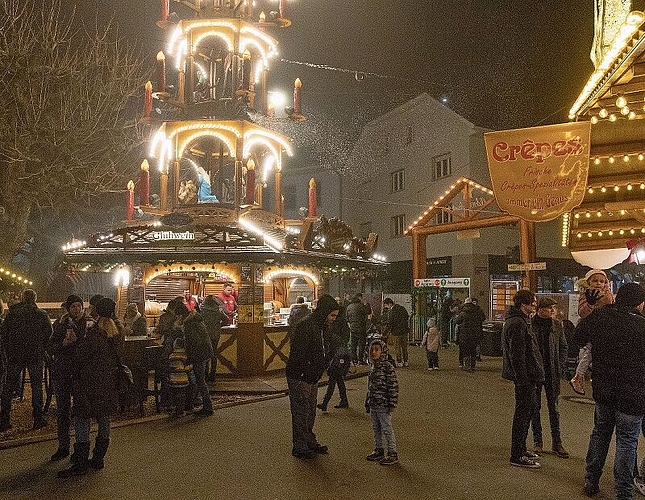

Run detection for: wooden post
[[275, 169, 283, 217], [412, 231, 427, 279], [519, 219, 537, 291], [160, 171, 168, 210]]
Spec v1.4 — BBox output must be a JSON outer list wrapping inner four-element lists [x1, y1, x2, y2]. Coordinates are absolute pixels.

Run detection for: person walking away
[[57, 297, 124, 477], [0, 289, 52, 432], [438, 296, 454, 347], [201, 295, 228, 382], [570, 269, 614, 395], [365, 339, 399, 465], [383, 298, 410, 367], [48, 295, 93, 461], [183, 307, 214, 416], [573, 282, 645, 499], [501, 289, 543, 469], [346, 294, 368, 364], [317, 306, 351, 411], [421, 318, 441, 370], [286, 294, 339, 459], [529, 297, 569, 458], [455, 297, 486, 372], [288, 296, 310, 327]]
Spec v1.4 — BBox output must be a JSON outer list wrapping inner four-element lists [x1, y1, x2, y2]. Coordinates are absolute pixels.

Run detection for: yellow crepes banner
[[484, 121, 591, 222]]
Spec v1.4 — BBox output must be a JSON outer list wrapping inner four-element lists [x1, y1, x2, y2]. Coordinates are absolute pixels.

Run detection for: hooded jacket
[[455, 302, 486, 342], [501, 306, 544, 385], [286, 295, 339, 384], [365, 339, 398, 412]]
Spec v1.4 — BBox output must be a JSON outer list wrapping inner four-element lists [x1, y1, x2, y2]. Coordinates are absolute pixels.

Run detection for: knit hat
[[615, 282, 645, 308], [464, 297, 473, 304], [65, 294, 83, 311], [95, 297, 116, 318], [537, 297, 558, 309], [584, 269, 607, 281]]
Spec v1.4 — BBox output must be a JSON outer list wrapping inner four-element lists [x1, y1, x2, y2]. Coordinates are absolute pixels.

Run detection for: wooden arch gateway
[[405, 177, 538, 290]]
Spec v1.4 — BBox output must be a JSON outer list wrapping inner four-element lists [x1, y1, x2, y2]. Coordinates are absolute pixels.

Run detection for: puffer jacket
[[501, 306, 544, 385], [365, 339, 398, 412]]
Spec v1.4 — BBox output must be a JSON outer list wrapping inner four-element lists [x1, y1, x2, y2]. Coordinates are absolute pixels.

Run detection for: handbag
[[111, 343, 139, 407], [327, 347, 351, 377]]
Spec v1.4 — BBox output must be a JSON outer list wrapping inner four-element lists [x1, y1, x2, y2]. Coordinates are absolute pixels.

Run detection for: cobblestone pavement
[[0, 347, 634, 500]]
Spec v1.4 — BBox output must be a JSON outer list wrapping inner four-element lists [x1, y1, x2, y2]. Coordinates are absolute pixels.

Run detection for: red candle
[[279, 0, 286, 18], [139, 160, 150, 206], [144, 81, 152, 118], [126, 181, 135, 220], [161, 0, 169, 22], [156, 52, 166, 92], [245, 159, 256, 204], [309, 178, 317, 217], [293, 78, 302, 115]]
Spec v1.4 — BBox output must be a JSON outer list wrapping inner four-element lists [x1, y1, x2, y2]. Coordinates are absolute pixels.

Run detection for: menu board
[[490, 280, 520, 322]]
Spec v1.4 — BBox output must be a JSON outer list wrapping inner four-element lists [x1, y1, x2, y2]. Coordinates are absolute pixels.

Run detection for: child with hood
[[365, 339, 399, 466], [570, 269, 614, 395], [421, 318, 441, 370]]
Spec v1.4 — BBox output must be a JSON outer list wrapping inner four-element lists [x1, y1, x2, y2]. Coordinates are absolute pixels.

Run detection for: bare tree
[[0, 0, 148, 261]]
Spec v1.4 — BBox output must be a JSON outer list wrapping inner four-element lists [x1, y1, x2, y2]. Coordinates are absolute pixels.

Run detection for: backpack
[[327, 347, 351, 377]]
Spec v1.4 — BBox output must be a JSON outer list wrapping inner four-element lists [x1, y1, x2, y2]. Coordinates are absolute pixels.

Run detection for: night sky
[[58, 0, 595, 131]]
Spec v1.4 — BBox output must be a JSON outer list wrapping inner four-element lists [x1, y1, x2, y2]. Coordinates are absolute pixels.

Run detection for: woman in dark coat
[[200, 295, 228, 382], [58, 297, 123, 477], [183, 308, 214, 416]]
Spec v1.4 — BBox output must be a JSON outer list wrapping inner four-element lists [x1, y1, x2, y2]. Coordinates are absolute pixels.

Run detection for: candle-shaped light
[[144, 81, 153, 118], [245, 159, 256, 204], [309, 178, 317, 217], [139, 159, 150, 206], [241, 50, 251, 91], [267, 102, 275, 117], [279, 0, 286, 18], [156, 51, 166, 92], [259, 11, 266, 23], [160, 0, 169, 22], [293, 78, 302, 115], [126, 180, 135, 220]]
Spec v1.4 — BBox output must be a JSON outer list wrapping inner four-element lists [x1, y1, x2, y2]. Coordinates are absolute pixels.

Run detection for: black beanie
[[95, 297, 116, 318], [616, 282, 645, 308], [65, 294, 83, 311]]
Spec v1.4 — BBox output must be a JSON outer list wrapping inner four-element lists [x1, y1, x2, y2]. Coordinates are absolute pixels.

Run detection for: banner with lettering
[[484, 122, 591, 222]]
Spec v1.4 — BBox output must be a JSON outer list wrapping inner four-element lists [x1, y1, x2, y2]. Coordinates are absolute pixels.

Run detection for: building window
[[390, 169, 405, 192], [284, 183, 297, 211], [391, 214, 406, 238], [434, 207, 453, 224], [406, 126, 413, 145], [359, 222, 372, 239], [433, 154, 452, 180]]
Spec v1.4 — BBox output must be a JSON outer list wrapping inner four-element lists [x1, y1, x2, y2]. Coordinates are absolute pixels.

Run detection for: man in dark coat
[[574, 282, 645, 499], [383, 298, 410, 367], [286, 294, 339, 459], [48, 294, 92, 461], [455, 298, 486, 372], [346, 294, 368, 364], [201, 295, 228, 382], [528, 297, 569, 458], [502, 289, 543, 469], [0, 289, 52, 431]]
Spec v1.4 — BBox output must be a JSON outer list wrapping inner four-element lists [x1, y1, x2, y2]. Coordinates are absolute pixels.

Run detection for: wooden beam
[[412, 233, 427, 279], [411, 214, 518, 236]]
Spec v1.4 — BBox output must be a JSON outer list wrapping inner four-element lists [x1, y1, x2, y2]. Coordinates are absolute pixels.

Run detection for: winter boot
[[379, 452, 399, 465], [366, 448, 385, 461], [89, 437, 110, 469], [57, 442, 90, 477], [552, 439, 570, 459]]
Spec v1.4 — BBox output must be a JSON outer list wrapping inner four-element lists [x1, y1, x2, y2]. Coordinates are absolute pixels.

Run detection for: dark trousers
[[51, 376, 73, 450], [426, 350, 439, 369], [460, 337, 477, 370], [1, 360, 44, 425], [530, 381, 561, 445], [193, 360, 212, 413], [287, 377, 319, 454], [321, 373, 347, 406], [511, 382, 538, 461], [348, 330, 367, 363]]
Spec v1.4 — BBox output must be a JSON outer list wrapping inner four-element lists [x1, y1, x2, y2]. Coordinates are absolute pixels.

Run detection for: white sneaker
[[403, 362, 409, 367], [427, 368, 432, 371], [634, 476, 645, 496], [396, 362, 403, 367], [433, 367, 439, 370]]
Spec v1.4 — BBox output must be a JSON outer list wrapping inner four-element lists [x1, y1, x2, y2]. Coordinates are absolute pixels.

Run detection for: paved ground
[[0, 347, 638, 500]]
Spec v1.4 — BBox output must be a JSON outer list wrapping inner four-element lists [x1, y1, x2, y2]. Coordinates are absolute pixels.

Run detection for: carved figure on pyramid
[[196, 166, 219, 203]]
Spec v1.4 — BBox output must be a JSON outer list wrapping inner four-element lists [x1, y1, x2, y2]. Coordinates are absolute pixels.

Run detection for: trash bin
[[481, 321, 503, 356]]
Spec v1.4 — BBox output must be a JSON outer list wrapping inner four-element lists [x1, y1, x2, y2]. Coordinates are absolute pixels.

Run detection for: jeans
[[287, 377, 319, 454], [1, 359, 44, 423], [425, 351, 439, 369], [510, 383, 538, 461], [321, 373, 347, 406], [193, 360, 212, 413], [531, 382, 561, 444], [585, 402, 643, 500], [75, 414, 111, 443], [370, 410, 397, 454], [52, 376, 73, 450]]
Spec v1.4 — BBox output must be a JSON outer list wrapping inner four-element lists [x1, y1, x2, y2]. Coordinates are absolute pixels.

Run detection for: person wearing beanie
[[58, 296, 123, 478], [420, 318, 441, 370], [0, 289, 52, 433], [574, 282, 645, 499], [88, 294, 104, 321], [286, 294, 339, 459], [570, 269, 614, 395]]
